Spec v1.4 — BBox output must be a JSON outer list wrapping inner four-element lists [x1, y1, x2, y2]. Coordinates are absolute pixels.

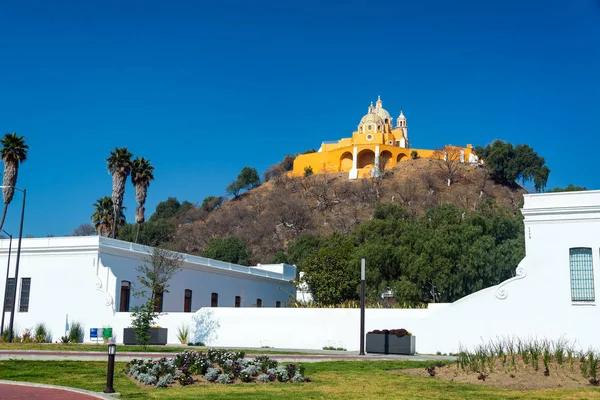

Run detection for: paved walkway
[[0, 381, 116, 399], [0, 349, 456, 363]]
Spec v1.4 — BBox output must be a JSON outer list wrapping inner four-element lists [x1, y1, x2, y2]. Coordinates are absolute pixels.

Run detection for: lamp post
[[0, 230, 12, 333], [359, 257, 366, 356], [0, 186, 26, 343], [104, 343, 117, 393]]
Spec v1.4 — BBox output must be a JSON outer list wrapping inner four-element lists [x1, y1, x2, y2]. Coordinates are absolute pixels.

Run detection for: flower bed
[[126, 348, 309, 387]]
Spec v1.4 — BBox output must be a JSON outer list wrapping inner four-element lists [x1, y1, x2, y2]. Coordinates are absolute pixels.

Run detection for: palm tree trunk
[[135, 223, 141, 243], [0, 202, 8, 232]]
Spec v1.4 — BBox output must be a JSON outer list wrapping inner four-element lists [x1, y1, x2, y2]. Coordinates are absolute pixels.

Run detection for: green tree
[[150, 197, 193, 221], [301, 245, 359, 305], [117, 219, 177, 246], [0, 133, 28, 232], [226, 181, 243, 198], [238, 166, 261, 190], [131, 247, 184, 348], [91, 196, 126, 237], [546, 184, 588, 192], [131, 157, 155, 243], [476, 140, 550, 192], [202, 236, 251, 265], [107, 147, 133, 238], [201, 196, 224, 212]]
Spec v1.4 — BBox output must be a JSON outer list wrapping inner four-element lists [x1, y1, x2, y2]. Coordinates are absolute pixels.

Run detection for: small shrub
[[177, 324, 190, 345], [275, 366, 290, 382], [157, 373, 173, 388], [216, 373, 232, 384], [68, 321, 84, 343], [303, 166, 313, 176], [60, 336, 70, 344], [21, 328, 34, 343], [410, 150, 419, 159], [33, 323, 50, 343], [291, 371, 305, 382], [257, 373, 270, 383], [204, 367, 221, 382], [187, 341, 205, 346]]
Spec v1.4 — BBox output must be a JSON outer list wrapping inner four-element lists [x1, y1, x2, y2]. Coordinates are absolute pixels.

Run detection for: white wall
[[3, 191, 600, 354]]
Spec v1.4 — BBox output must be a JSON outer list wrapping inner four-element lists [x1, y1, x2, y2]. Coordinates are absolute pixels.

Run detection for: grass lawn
[[0, 343, 308, 354], [1, 360, 600, 399]]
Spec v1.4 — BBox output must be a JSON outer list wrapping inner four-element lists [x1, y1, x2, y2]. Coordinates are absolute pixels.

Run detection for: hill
[[169, 158, 526, 263]]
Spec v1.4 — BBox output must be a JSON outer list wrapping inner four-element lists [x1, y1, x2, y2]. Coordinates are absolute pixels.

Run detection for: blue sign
[[90, 328, 98, 339]]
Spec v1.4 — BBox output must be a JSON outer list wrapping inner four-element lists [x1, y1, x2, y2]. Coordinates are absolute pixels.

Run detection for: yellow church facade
[[291, 97, 478, 179]]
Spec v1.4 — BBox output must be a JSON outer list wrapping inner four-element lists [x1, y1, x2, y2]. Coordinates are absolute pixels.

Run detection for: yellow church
[[291, 97, 478, 179]]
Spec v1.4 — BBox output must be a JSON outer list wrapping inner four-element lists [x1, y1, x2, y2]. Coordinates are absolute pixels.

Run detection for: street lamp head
[[108, 343, 116, 355], [361, 257, 366, 281], [0, 186, 24, 193]]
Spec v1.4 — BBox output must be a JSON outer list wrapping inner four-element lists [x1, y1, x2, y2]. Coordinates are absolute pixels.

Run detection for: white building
[[0, 236, 296, 344], [172, 190, 600, 352], [1, 190, 599, 352]]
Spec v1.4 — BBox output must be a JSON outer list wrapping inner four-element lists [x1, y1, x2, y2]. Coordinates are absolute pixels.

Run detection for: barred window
[[569, 248, 595, 302], [3, 278, 15, 312], [19, 278, 31, 312]]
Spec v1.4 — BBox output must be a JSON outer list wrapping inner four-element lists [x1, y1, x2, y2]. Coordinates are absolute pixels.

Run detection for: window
[[153, 290, 163, 312], [119, 281, 130, 312], [3, 277, 15, 312], [184, 289, 192, 312], [211, 292, 218, 307], [368, 125, 372, 131], [256, 298, 262, 307], [235, 296, 241, 307], [19, 278, 31, 312], [276, 301, 281, 308], [570, 248, 595, 302]]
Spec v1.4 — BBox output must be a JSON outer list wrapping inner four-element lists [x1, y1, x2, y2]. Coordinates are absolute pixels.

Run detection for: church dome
[[359, 113, 384, 126], [374, 107, 392, 122]]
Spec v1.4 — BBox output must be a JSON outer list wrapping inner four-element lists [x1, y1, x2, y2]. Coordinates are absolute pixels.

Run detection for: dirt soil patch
[[399, 362, 599, 390]]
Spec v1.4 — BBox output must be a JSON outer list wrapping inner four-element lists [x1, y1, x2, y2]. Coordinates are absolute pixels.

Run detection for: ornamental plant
[[126, 348, 309, 387]]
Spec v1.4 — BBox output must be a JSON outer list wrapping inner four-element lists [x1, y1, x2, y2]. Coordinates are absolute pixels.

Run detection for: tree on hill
[[201, 196, 224, 212], [150, 197, 194, 221], [546, 184, 587, 193], [201, 236, 251, 265], [117, 219, 177, 246], [227, 167, 261, 197], [475, 140, 550, 192], [432, 145, 463, 187], [0, 133, 29, 232]]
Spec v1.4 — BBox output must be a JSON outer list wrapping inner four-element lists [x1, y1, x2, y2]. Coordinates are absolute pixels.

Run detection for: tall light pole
[[359, 257, 366, 355], [0, 230, 12, 333], [0, 186, 26, 343]]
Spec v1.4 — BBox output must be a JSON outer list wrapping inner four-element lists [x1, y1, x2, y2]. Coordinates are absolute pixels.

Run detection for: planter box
[[123, 328, 168, 345], [366, 333, 416, 355]]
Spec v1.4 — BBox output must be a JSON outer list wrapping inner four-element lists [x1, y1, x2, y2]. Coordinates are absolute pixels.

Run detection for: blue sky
[[0, 0, 599, 237]]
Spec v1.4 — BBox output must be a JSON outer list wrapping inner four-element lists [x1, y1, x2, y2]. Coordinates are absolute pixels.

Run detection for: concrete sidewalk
[[0, 349, 456, 363]]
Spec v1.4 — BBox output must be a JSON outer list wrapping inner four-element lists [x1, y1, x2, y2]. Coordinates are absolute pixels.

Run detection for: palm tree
[[0, 133, 29, 232], [91, 196, 126, 237], [131, 157, 155, 243], [106, 147, 133, 238]]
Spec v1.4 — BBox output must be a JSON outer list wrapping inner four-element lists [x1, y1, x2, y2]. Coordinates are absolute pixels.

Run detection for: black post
[[359, 257, 366, 355], [8, 188, 26, 343], [0, 232, 12, 333], [104, 343, 116, 393]]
